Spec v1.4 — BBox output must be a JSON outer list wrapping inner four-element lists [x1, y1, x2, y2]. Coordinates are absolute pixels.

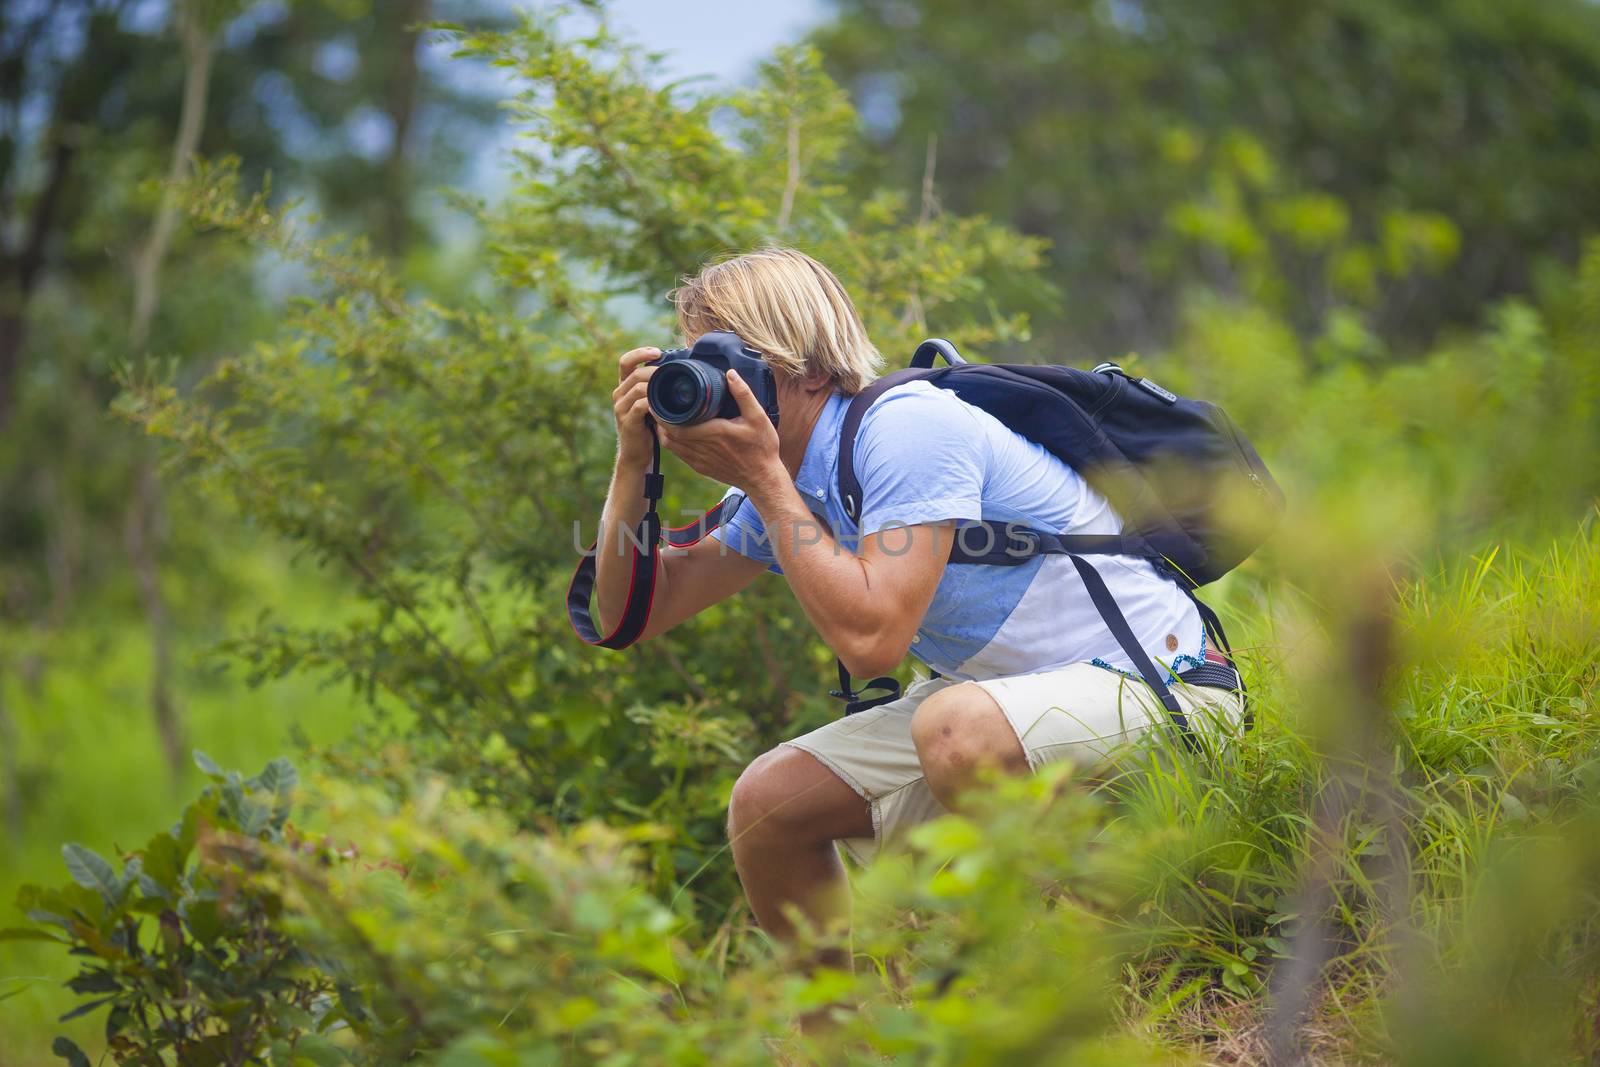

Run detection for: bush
[[4, 755, 342, 1066], [12, 751, 1163, 1065]]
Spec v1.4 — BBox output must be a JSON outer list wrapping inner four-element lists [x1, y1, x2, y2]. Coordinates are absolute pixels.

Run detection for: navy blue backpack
[[827, 339, 1283, 744]]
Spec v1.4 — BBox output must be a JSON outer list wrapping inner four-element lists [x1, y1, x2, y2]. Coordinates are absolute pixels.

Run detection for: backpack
[[829, 339, 1283, 745]]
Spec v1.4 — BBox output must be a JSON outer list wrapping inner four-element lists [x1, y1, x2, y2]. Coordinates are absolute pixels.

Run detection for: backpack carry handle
[[911, 339, 966, 369]]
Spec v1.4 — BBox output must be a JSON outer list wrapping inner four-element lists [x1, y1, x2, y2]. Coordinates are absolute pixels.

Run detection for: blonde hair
[[670, 247, 882, 395]]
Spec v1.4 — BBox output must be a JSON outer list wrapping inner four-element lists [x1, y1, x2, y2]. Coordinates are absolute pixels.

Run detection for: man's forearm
[[744, 468, 901, 672], [593, 454, 653, 632]]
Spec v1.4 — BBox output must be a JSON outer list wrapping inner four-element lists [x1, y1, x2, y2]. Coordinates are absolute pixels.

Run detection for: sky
[[599, 0, 829, 84], [448, 0, 831, 198]]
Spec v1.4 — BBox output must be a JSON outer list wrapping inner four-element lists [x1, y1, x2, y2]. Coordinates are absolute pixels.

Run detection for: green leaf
[[51, 1037, 91, 1067], [185, 898, 224, 945], [257, 757, 298, 809], [293, 1033, 347, 1066], [177, 803, 201, 859], [181, 1034, 233, 1066], [18, 883, 100, 930], [135, 873, 171, 902], [193, 749, 226, 779], [0, 927, 67, 943], [61, 844, 120, 906], [58, 994, 116, 1021], [1500, 791, 1530, 821], [238, 798, 270, 837], [67, 970, 120, 995], [220, 781, 247, 828], [117, 855, 144, 899]]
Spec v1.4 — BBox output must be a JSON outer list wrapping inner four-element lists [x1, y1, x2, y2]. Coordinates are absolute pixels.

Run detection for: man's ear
[[801, 370, 832, 394]]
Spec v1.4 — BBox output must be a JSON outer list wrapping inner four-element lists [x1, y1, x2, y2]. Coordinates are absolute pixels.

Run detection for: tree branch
[[126, 1, 218, 777], [776, 112, 801, 233], [130, 3, 215, 350], [918, 132, 938, 226]]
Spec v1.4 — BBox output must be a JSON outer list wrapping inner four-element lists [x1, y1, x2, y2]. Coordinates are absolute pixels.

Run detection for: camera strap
[[567, 419, 737, 649]]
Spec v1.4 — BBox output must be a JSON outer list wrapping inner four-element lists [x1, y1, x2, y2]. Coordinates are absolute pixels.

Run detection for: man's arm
[[659, 370, 950, 678], [594, 347, 767, 640], [745, 472, 950, 677]]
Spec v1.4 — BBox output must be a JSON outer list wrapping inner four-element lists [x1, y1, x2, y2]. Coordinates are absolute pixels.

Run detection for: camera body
[[647, 332, 780, 427]]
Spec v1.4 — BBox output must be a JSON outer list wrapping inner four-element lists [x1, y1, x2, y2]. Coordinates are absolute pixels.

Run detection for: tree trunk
[[0, 656, 19, 840], [382, 0, 429, 259], [125, 2, 217, 779], [125, 461, 185, 777], [0, 128, 78, 431], [130, 6, 214, 348]]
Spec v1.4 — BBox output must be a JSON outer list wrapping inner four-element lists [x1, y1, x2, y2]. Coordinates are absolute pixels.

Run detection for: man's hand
[[596, 350, 768, 641], [612, 346, 660, 467], [658, 369, 785, 492]]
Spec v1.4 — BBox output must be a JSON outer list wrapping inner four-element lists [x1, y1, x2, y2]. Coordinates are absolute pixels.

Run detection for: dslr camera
[[647, 332, 780, 427]]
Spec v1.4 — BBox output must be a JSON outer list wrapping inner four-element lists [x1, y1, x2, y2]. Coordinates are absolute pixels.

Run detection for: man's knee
[[728, 745, 872, 849], [911, 683, 1027, 795], [728, 747, 819, 844]]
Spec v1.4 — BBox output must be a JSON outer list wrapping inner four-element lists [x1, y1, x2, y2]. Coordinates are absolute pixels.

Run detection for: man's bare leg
[[910, 682, 1030, 810], [727, 746, 872, 958]]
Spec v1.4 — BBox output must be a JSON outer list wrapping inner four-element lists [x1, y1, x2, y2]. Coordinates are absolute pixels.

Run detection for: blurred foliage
[[815, 0, 1600, 358], [12, 753, 1165, 1065], [0, 549, 377, 1061], [0, 0, 512, 851], [0, 0, 506, 651]]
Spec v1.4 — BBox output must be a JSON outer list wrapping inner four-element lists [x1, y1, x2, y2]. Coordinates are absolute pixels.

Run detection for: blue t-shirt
[[711, 381, 1203, 682]]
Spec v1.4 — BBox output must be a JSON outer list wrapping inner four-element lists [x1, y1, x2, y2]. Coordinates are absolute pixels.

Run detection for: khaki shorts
[[782, 662, 1244, 865]]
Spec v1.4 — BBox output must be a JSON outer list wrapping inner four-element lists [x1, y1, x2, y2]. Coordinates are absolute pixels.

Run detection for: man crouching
[[589, 247, 1241, 950]]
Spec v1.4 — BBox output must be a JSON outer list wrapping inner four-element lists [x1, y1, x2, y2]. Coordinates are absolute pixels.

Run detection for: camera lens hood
[[648, 359, 726, 425]]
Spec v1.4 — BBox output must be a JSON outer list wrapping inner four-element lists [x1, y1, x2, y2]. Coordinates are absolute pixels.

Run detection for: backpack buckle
[[1003, 527, 1040, 557]]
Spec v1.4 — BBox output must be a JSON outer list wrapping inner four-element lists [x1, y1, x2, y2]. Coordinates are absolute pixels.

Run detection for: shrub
[[4, 755, 344, 1066], [13, 753, 1169, 1065]]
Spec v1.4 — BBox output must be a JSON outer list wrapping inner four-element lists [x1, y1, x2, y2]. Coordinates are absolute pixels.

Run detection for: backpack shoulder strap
[[838, 367, 934, 523], [839, 340, 968, 521]]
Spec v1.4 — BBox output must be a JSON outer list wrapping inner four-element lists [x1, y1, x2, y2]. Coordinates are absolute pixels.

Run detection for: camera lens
[[648, 361, 725, 425], [665, 374, 699, 410]]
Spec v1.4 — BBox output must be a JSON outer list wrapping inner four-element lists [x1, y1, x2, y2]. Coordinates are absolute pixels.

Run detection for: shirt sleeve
[[707, 487, 782, 573], [854, 385, 986, 538]]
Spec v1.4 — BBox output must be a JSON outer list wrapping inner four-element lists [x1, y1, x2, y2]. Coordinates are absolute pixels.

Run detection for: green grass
[[0, 547, 373, 1066], [1097, 520, 1600, 1060]]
